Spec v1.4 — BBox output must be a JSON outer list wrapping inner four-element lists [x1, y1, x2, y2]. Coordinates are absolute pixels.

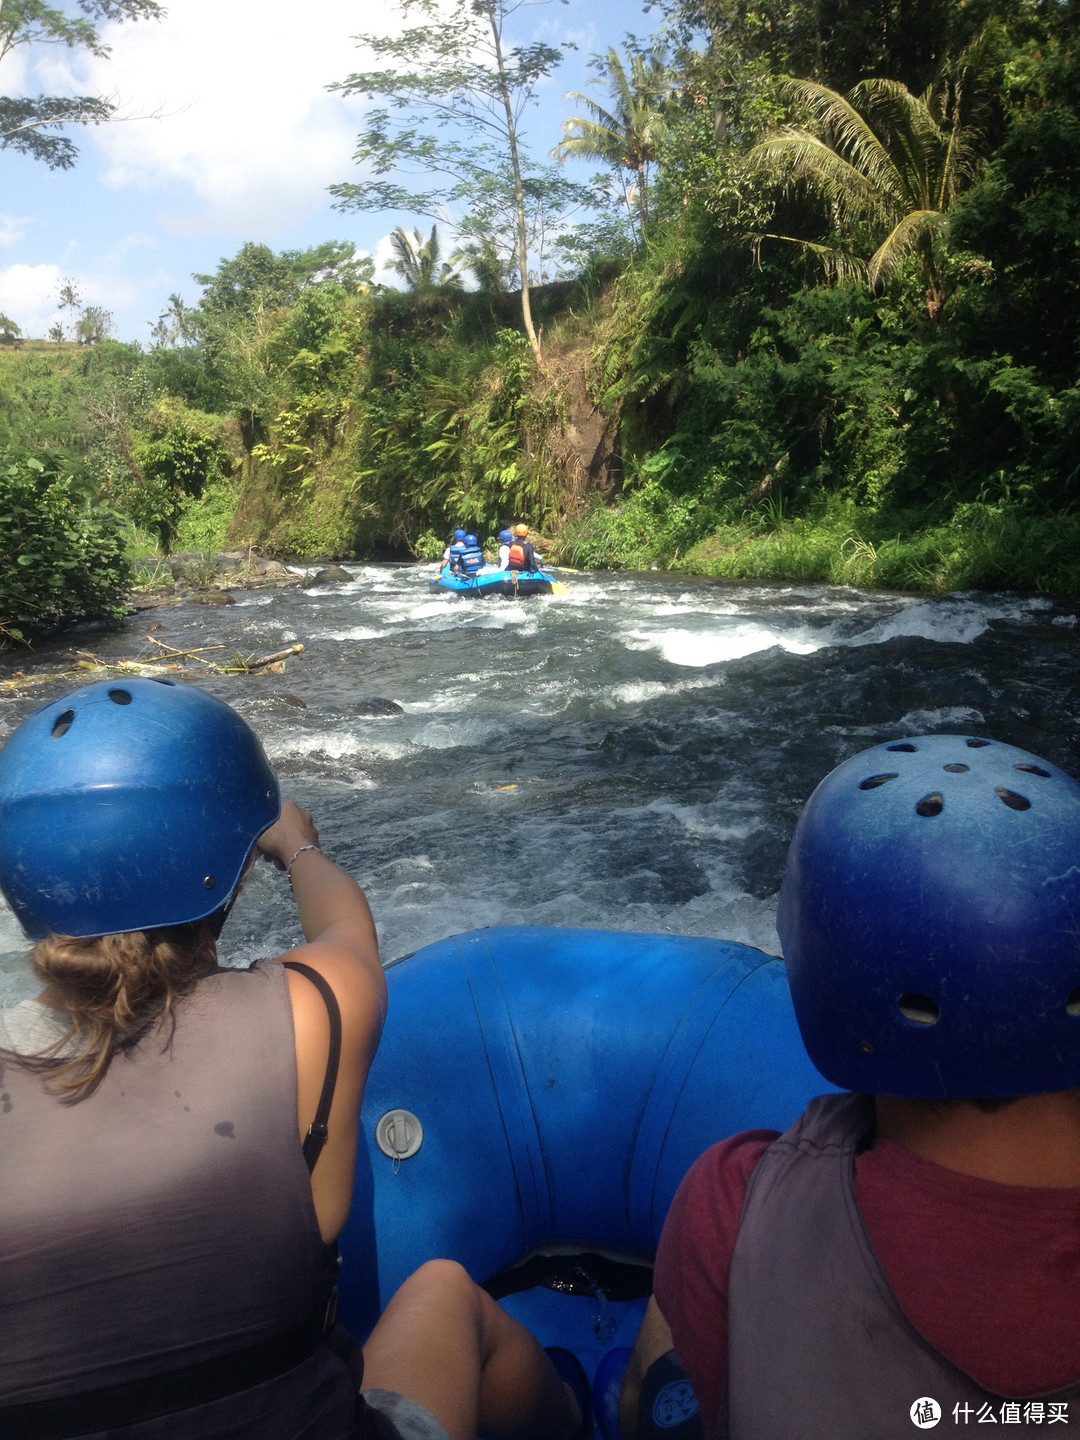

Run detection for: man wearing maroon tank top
[[621, 736, 1080, 1440]]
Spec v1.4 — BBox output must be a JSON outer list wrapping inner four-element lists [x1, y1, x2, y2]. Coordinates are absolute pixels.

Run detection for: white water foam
[[313, 626, 387, 642], [894, 705, 987, 733], [622, 623, 823, 667], [266, 729, 368, 762], [606, 675, 726, 707]]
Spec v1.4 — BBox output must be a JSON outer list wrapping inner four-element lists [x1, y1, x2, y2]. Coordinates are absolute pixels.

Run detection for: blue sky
[[0, 0, 659, 343]]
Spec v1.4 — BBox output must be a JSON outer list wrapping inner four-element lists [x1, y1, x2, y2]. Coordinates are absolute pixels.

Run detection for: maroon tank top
[[0, 959, 359, 1439], [724, 1094, 1080, 1439]]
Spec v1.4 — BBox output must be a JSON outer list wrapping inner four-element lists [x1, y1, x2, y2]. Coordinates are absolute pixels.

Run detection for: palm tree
[[451, 235, 508, 293], [387, 225, 463, 292], [749, 44, 990, 318], [554, 47, 672, 237], [165, 292, 193, 344]]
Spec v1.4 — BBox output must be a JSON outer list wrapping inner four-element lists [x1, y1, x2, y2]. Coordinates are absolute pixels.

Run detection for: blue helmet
[[0, 678, 280, 940], [777, 735, 1080, 1098], [498, 530, 512, 543], [465, 534, 477, 546], [453, 529, 467, 541]]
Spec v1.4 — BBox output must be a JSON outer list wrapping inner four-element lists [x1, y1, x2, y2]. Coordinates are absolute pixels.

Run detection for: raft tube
[[338, 926, 833, 1357], [431, 566, 555, 598]]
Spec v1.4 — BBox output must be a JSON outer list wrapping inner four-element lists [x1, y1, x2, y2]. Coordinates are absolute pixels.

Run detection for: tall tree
[[57, 276, 82, 339], [0, 0, 164, 170], [329, 0, 580, 365], [554, 46, 672, 239]]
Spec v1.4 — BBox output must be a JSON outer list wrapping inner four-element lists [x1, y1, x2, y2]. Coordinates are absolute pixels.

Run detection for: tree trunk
[[484, 1, 543, 366]]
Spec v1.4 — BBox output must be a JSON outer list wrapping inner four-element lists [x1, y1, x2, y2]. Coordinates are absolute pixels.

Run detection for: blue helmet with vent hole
[[0, 678, 280, 939], [777, 735, 1080, 1098], [498, 530, 512, 543], [453, 529, 466, 541]]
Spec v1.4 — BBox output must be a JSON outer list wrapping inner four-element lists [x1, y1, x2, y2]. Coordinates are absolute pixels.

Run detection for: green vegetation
[[0, 448, 129, 643], [3, 0, 1080, 642]]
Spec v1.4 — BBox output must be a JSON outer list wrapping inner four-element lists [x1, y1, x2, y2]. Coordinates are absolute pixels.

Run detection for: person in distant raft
[[0, 679, 586, 1440], [496, 530, 513, 570], [458, 534, 484, 578], [440, 529, 467, 568], [619, 736, 1080, 1440], [507, 525, 542, 573]]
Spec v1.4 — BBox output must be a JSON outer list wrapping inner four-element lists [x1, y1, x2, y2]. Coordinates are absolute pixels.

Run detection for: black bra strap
[[283, 962, 342, 1174]]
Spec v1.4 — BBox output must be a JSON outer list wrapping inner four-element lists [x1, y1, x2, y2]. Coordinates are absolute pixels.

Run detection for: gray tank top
[[0, 959, 359, 1439], [724, 1093, 1080, 1440]]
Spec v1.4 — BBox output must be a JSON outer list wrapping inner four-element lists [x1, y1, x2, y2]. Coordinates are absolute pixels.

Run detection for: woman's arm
[[257, 802, 386, 1241]]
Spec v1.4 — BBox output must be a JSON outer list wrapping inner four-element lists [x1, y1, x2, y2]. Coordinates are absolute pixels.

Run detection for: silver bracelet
[[286, 844, 322, 876]]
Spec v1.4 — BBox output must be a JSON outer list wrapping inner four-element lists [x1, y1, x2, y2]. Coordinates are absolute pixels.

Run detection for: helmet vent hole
[[859, 773, 898, 790], [887, 743, 917, 752], [915, 792, 944, 817], [152, 678, 176, 687], [966, 738, 991, 748], [1013, 764, 1050, 778], [1066, 988, 1080, 1018], [108, 689, 132, 706], [51, 710, 75, 738], [898, 994, 940, 1027], [942, 763, 969, 773], [996, 788, 1031, 811]]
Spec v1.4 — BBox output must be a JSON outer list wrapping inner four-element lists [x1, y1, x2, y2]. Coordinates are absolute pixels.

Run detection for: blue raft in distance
[[431, 566, 555, 598], [337, 926, 834, 1381]]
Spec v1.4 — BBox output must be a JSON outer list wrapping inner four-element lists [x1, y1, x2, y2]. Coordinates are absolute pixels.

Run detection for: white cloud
[[0, 215, 31, 248], [21, 0, 399, 238], [0, 264, 65, 335]]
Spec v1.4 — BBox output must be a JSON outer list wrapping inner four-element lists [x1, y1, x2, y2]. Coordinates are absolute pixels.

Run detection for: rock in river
[[355, 697, 405, 717]]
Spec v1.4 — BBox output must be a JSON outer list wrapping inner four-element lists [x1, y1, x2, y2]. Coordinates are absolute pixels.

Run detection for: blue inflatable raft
[[337, 926, 832, 1384], [431, 567, 555, 598]]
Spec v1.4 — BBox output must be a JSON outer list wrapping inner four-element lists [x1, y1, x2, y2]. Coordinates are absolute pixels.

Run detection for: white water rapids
[[1, 567, 1077, 997]]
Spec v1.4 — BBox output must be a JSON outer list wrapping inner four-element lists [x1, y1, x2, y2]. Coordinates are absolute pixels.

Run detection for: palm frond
[[752, 130, 892, 228], [779, 78, 903, 209], [753, 231, 869, 287], [867, 209, 944, 288]]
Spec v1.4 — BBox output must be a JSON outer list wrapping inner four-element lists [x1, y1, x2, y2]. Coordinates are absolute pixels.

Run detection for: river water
[[1, 567, 1078, 992]]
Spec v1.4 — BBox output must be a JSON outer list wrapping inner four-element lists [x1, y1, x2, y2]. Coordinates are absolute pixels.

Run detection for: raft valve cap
[[376, 1108, 424, 1162]]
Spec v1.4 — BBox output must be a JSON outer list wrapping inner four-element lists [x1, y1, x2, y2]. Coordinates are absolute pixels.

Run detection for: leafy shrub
[[0, 448, 130, 644], [113, 399, 238, 553], [174, 475, 241, 553]]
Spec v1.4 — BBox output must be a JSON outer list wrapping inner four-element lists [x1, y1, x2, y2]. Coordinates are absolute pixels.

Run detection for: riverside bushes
[[0, 449, 129, 645]]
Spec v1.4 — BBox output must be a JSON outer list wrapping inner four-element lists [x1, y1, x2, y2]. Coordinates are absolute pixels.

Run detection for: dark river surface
[[2, 565, 1078, 993]]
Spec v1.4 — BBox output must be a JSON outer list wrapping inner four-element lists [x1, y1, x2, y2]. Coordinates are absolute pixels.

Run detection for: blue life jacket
[[460, 542, 484, 576], [448, 541, 467, 574]]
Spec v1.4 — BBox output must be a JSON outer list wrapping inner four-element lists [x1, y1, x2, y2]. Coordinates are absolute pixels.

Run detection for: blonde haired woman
[[0, 678, 582, 1440]]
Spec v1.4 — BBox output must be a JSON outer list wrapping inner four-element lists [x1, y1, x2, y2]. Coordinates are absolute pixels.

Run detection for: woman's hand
[[256, 801, 320, 871]]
